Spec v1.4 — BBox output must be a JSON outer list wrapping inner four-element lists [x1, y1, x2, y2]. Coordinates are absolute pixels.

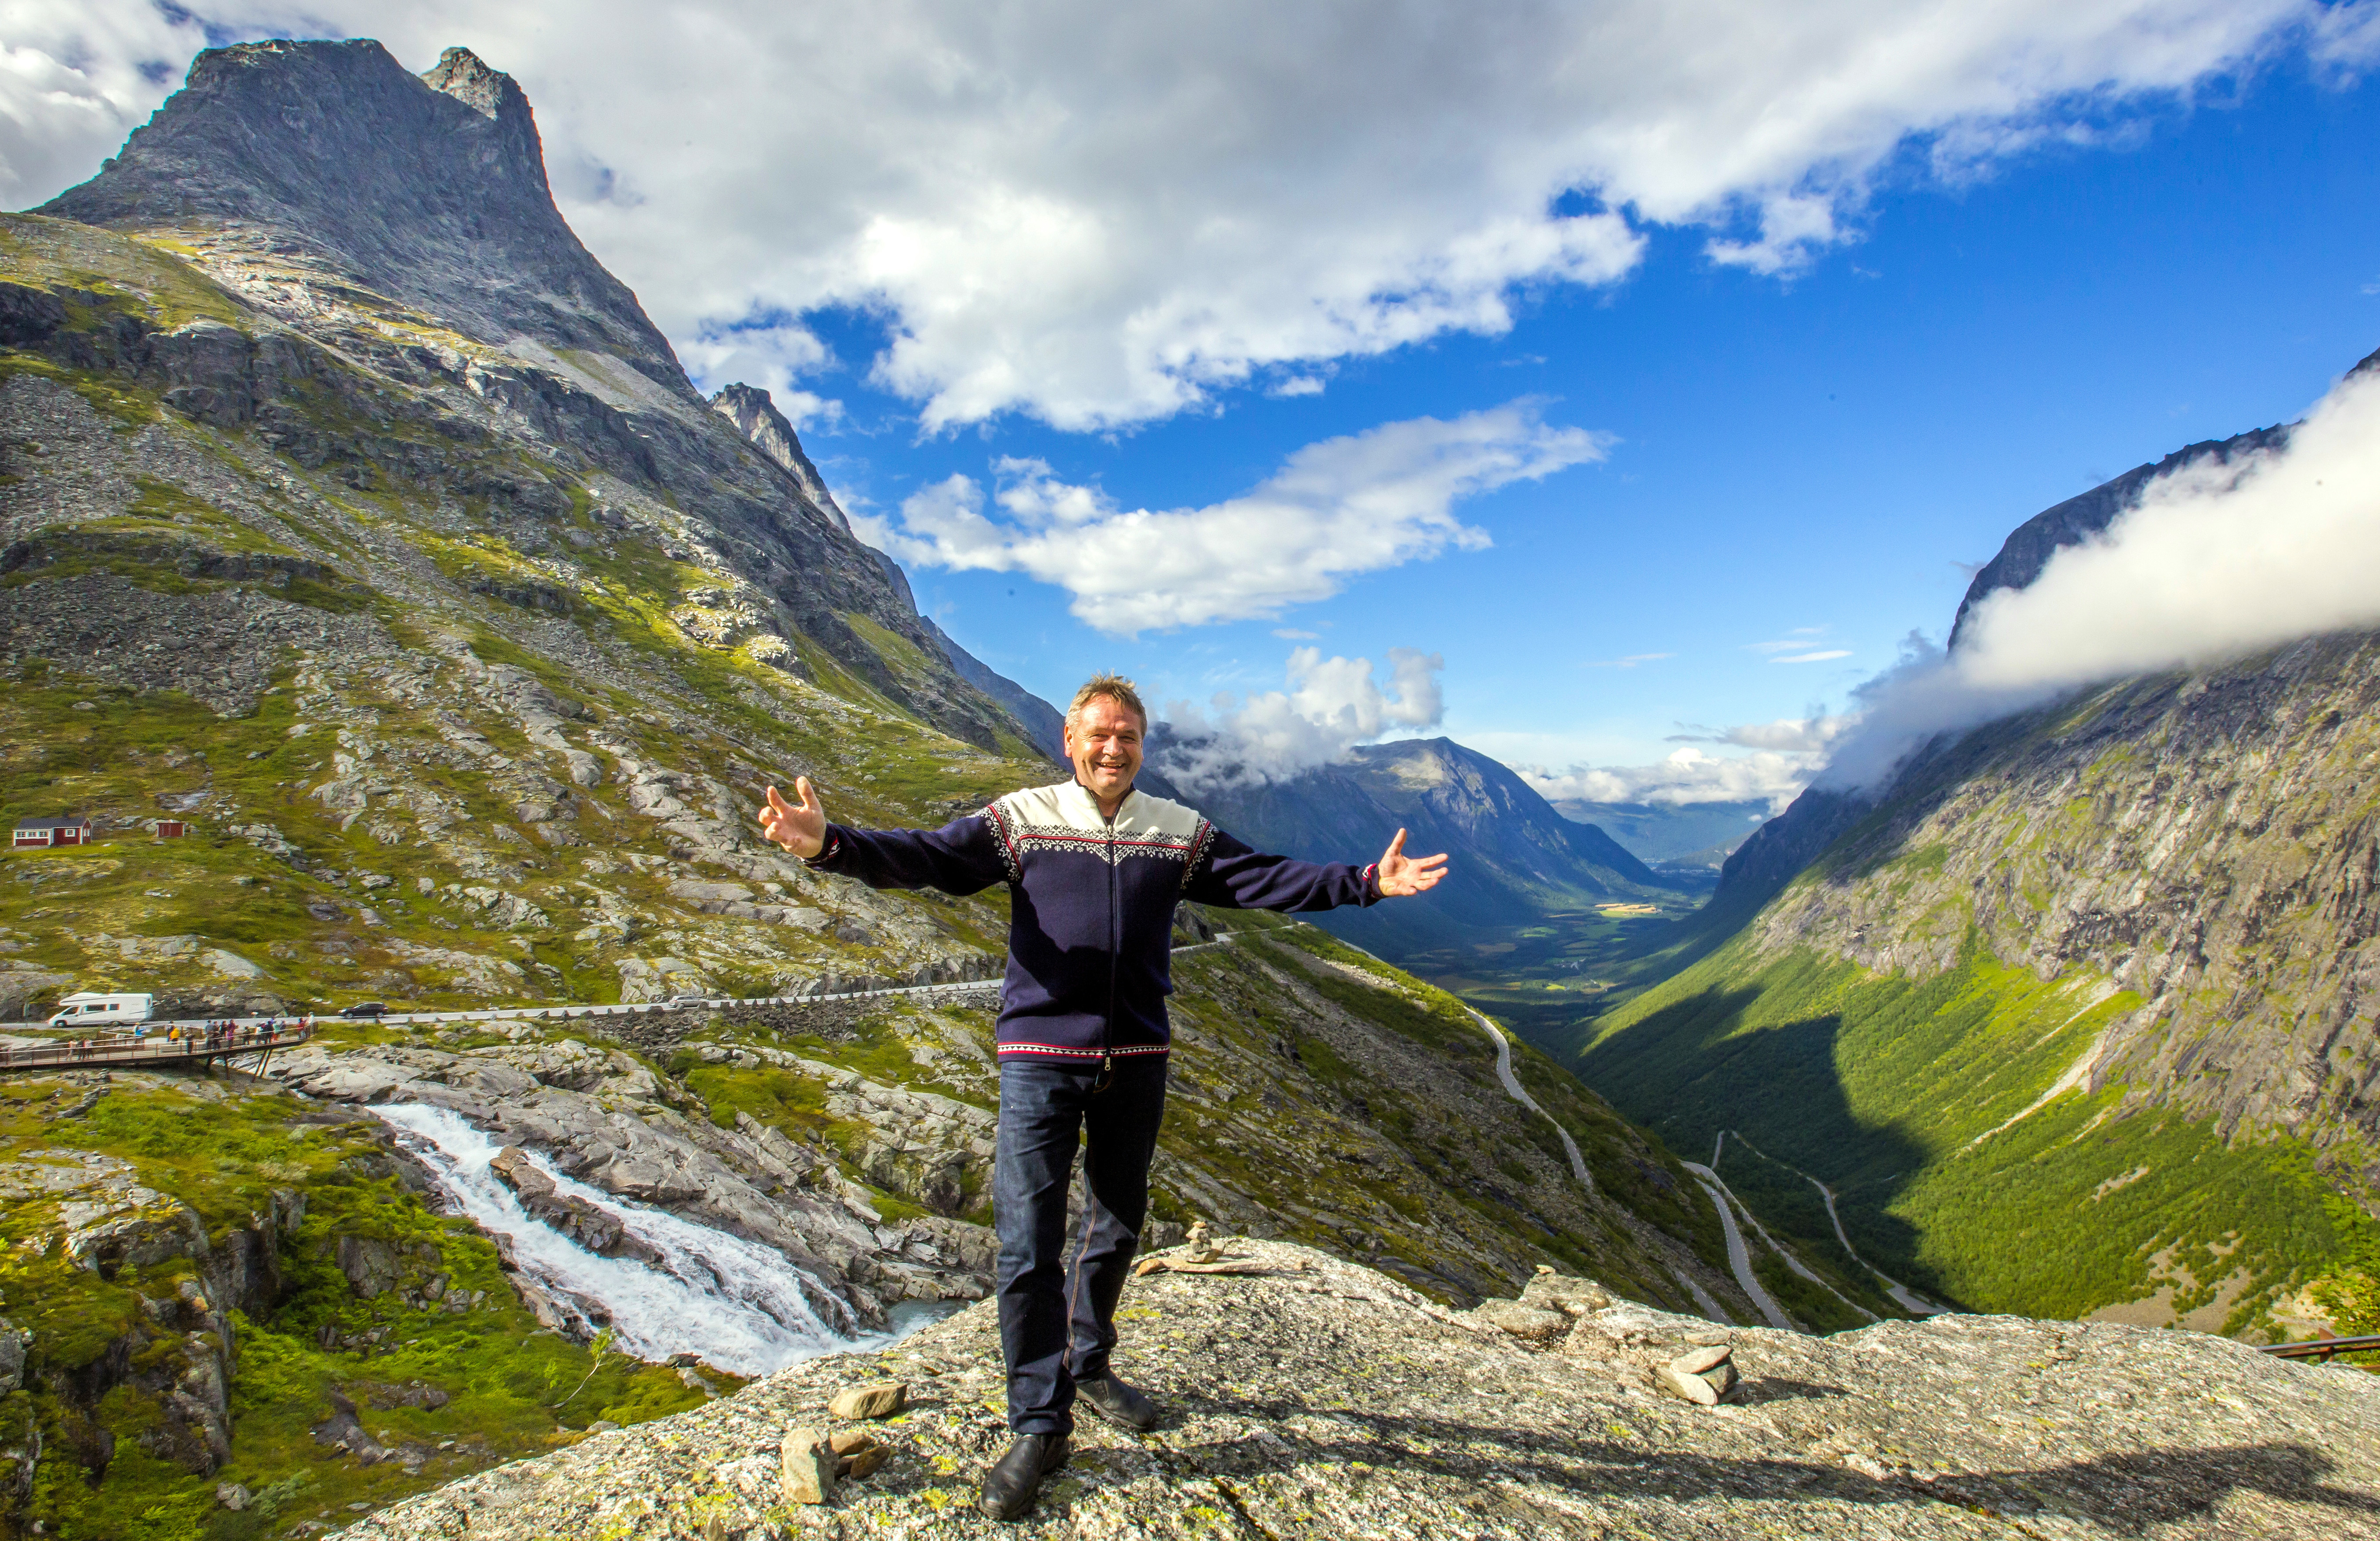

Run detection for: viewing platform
[[0, 1024, 313, 1075]]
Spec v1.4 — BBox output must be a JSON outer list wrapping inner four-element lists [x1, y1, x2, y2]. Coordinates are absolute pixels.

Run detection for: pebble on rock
[[780, 1426, 837, 1505], [1672, 1344, 1733, 1376], [828, 1381, 907, 1420], [829, 1429, 877, 1456], [1656, 1362, 1722, 1406]]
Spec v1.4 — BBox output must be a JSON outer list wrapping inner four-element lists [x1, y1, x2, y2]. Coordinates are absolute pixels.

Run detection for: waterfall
[[371, 1103, 936, 1377]]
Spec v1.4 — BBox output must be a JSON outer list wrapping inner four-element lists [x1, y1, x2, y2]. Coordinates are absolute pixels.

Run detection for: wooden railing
[[2259, 1334, 2380, 1362]]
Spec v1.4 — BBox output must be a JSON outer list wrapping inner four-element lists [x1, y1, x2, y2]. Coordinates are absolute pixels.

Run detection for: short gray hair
[[1066, 672, 1147, 730]]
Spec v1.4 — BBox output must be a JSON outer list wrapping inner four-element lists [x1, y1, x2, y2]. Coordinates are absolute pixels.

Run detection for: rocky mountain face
[[1177, 737, 1681, 961], [1549, 365, 2380, 1340], [24, 38, 1018, 752], [352, 1240, 2380, 1540]]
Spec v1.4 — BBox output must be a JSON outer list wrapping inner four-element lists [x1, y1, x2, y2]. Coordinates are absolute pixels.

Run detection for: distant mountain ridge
[[1548, 797, 1770, 867], [1168, 736, 1680, 960]]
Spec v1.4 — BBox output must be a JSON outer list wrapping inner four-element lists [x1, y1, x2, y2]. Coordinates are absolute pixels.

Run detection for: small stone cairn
[[1466, 1263, 1740, 1406], [779, 1381, 908, 1506]]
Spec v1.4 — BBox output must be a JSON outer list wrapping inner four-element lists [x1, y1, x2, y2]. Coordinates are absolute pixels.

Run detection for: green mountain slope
[[1535, 627, 2380, 1343]]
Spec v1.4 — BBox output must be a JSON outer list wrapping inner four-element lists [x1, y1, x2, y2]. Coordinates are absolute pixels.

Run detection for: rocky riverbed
[[336, 1240, 2380, 1539]]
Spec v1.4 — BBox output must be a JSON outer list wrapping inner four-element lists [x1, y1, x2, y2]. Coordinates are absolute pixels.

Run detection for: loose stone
[[780, 1426, 836, 1505], [828, 1381, 907, 1420], [1656, 1362, 1722, 1405], [1672, 1344, 1732, 1376]]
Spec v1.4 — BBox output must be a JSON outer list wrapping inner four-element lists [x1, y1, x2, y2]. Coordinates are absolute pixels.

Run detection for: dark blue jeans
[[994, 1053, 1168, 1435]]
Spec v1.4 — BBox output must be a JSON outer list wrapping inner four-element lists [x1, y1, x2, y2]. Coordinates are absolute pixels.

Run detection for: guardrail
[[2259, 1334, 2380, 1363], [0, 1026, 313, 1075]]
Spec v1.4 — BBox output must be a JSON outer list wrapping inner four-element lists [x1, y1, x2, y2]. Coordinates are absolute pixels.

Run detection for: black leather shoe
[[1076, 1373, 1159, 1431], [979, 1433, 1070, 1521]]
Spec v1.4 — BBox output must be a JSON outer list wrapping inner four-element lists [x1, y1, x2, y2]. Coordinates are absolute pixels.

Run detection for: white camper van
[[47, 992, 154, 1029]]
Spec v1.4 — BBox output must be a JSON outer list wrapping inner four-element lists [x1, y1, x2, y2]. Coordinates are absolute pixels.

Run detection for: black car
[[339, 1001, 389, 1019]]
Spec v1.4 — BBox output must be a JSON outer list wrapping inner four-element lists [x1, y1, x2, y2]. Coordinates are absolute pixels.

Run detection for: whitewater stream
[[372, 1103, 949, 1377]]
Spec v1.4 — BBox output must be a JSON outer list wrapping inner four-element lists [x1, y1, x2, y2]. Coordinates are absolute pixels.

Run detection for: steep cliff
[[25, 39, 1018, 751]]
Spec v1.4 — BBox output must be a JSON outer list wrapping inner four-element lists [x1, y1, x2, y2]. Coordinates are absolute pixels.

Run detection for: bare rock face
[[43, 40, 684, 392], [1748, 630, 2380, 1154], [333, 1245, 2380, 1539], [709, 383, 852, 533]]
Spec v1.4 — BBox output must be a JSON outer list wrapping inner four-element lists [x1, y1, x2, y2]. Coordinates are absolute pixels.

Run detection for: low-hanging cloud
[[1520, 712, 1855, 810], [12, 1, 2364, 429], [854, 402, 1605, 635], [1815, 359, 2380, 794], [1158, 647, 1444, 790]]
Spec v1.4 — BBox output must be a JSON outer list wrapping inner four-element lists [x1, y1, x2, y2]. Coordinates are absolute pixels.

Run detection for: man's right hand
[[760, 777, 827, 858]]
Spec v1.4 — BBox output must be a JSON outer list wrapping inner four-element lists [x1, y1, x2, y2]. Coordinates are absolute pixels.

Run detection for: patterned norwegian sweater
[[807, 779, 1380, 1061]]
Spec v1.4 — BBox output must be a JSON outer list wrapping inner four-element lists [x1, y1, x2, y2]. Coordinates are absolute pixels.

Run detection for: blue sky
[[15, 2, 2380, 803], [804, 56, 2380, 793]]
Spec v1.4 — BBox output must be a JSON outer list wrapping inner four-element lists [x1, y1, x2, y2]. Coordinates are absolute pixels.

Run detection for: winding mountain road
[[1677, 1159, 1795, 1330], [1463, 1007, 1594, 1194], [1460, 1007, 1739, 1325]]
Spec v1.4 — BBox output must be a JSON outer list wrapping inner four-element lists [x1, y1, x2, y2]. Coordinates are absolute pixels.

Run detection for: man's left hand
[[1375, 829, 1449, 898]]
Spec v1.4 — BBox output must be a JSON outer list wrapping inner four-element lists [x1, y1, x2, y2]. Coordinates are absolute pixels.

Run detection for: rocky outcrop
[[0, 1139, 299, 1480], [267, 1038, 994, 1318], [708, 383, 851, 534], [488, 1145, 666, 1266], [338, 1242, 2380, 1539]]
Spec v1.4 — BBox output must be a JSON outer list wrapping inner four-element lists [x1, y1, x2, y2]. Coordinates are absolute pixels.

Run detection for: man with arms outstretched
[[759, 673, 1447, 1521]]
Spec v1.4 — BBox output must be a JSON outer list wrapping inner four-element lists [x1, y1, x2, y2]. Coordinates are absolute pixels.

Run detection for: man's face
[[1065, 696, 1145, 804]]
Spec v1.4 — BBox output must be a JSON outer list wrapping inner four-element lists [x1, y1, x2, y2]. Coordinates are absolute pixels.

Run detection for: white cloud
[[853, 401, 1605, 634], [0, 3, 205, 209], [1523, 711, 1855, 809], [1521, 747, 1820, 811], [1584, 651, 1675, 668], [675, 314, 842, 428], [1816, 359, 2380, 791], [9, 0, 2333, 429], [1773, 649, 1853, 664], [1159, 647, 1445, 789]]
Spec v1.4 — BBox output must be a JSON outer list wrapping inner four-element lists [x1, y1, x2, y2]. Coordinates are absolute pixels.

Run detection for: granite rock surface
[[336, 1242, 2380, 1540]]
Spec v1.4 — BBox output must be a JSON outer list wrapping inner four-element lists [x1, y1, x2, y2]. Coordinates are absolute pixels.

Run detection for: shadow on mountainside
[[1148, 1406, 2380, 1533], [1570, 983, 1941, 1302]]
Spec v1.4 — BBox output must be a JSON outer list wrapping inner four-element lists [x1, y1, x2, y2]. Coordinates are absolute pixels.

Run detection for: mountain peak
[[40, 37, 690, 397], [419, 45, 517, 120], [709, 383, 850, 532]]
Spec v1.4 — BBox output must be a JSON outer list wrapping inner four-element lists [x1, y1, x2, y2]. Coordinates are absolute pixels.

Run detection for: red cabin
[[12, 817, 92, 849]]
